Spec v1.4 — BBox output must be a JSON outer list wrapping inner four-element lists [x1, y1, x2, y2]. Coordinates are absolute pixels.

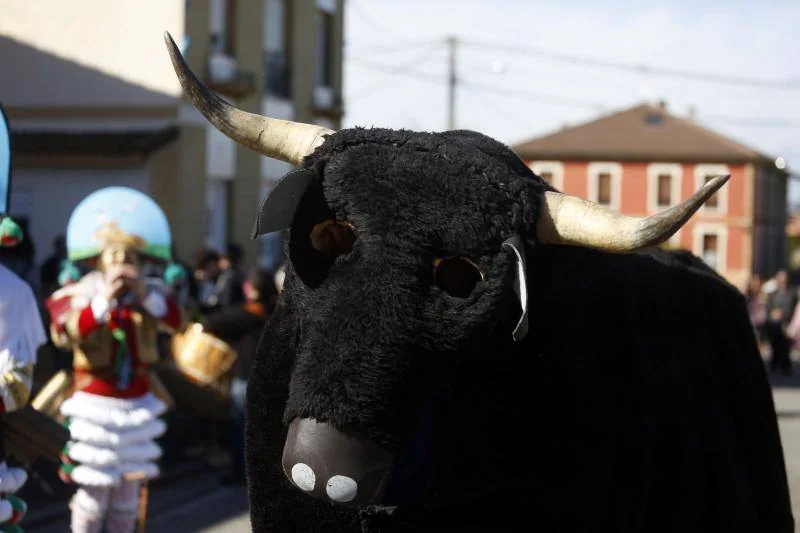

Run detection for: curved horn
[[164, 32, 334, 165], [536, 174, 730, 252]]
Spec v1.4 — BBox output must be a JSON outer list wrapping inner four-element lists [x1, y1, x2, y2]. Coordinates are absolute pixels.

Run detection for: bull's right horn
[[537, 174, 730, 252], [164, 32, 334, 165]]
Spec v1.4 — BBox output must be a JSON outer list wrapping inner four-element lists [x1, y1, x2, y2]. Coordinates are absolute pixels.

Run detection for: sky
[[341, 0, 799, 198]]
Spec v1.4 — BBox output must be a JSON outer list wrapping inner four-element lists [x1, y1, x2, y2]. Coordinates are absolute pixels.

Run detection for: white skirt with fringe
[[60, 391, 166, 487]]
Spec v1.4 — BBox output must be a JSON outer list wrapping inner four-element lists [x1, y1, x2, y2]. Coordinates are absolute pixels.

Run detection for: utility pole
[[447, 35, 457, 130]]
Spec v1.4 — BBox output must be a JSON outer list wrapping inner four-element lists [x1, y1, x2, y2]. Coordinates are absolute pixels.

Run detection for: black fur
[[245, 128, 793, 532]]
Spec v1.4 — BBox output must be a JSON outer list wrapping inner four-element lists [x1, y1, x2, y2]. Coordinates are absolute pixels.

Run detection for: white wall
[[0, 0, 185, 106], [10, 166, 150, 286]]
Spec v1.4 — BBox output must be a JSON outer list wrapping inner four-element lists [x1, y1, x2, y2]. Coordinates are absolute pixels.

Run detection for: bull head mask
[[164, 32, 728, 342]]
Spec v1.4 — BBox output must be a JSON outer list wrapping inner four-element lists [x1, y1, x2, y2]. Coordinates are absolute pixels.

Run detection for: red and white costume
[[48, 271, 181, 533]]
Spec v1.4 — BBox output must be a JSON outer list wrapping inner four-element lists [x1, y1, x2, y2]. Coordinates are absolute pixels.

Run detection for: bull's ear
[[251, 169, 318, 238], [501, 235, 529, 342]]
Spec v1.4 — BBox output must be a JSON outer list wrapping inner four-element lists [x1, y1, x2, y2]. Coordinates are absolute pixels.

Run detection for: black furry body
[[245, 128, 793, 532]]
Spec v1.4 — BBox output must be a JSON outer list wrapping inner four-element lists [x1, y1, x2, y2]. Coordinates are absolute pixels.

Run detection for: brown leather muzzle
[[281, 418, 395, 507]]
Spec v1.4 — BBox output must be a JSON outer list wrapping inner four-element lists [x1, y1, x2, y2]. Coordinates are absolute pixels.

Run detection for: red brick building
[[512, 103, 789, 291]]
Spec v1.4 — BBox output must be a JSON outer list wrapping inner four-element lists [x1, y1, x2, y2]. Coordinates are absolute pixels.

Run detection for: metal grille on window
[[597, 172, 611, 205], [657, 173, 672, 207]]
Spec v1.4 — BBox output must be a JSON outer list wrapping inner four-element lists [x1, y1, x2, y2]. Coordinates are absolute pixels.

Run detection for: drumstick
[[123, 472, 149, 533], [137, 480, 150, 533]]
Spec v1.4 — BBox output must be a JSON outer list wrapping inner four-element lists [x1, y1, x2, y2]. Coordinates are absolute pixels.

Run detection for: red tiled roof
[[512, 103, 772, 164]]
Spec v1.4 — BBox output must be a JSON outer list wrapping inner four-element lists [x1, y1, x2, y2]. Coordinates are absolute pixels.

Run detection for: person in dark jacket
[[766, 270, 797, 376], [202, 267, 278, 484]]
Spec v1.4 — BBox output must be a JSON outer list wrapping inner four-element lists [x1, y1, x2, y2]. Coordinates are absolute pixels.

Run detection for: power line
[[348, 56, 445, 85], [461, 79, 608, 111], [460, 39, 800, 92], [348, 0, 406, 43], [344, 39, 443, 58], [349, 56, 800, 129], [347, 41, 445, 98]]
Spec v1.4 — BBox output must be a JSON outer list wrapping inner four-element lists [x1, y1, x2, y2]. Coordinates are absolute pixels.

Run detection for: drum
[[171, 323, 238, 388], [30, 370, 73, 423], [2, 405, 70, 465], [156, 323, 238, 421]]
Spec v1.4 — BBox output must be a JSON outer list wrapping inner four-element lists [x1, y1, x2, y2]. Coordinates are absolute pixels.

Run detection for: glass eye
[[433, 257, 484, 298], [310, 220, 356, 258]]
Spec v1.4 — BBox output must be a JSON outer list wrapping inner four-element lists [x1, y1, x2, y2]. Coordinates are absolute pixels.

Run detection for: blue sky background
[[342, 0, 799, 201]]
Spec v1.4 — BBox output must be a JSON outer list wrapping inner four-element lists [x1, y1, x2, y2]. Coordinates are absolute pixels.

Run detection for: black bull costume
[[166, 34, 793, 532]]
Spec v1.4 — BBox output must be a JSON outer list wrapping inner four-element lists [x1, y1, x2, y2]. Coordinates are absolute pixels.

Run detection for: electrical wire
[[347, 41, 446, 98], [460, 39, 800, 91]]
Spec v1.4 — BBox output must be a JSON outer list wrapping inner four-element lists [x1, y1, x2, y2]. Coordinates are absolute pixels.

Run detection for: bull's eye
[[310, 220, 356, 258], [433, 257, 484, 298]]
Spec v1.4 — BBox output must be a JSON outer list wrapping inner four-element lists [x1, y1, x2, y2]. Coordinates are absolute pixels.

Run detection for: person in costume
[[0, 102, 48, 533], [46, 187, 182, 533], [0, 260, 46, 533]]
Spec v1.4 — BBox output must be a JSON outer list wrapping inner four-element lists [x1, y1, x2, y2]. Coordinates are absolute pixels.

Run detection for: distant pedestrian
[[766, 270, 796, 376], [745, 274, 767, 352]]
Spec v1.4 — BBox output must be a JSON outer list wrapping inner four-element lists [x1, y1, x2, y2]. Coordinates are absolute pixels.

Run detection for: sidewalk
[[768, 360, 800, 527], [19, 408, 234, 529]]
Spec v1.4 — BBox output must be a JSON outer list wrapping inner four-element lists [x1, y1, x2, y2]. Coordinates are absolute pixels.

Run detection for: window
[[657, 174, 672, 206], [694, 164, 730, 214], [316, 10, 334, 88], [646, 163, 682, 212], [264, 0, 292, 97], [702, 234, 718, 268], [527, 161, 564, 190], [597, 173, 612, 205], [587, 162, 622, 209], [210, 0, 237, 56], [703, 176, 719, 208], [692, 223, 728, 272]]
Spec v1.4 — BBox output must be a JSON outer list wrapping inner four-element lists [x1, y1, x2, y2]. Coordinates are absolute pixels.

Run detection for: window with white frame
[[527, 161, 564, 190], [587, 162, 622, 209], [646, 163, 682, 212], [692, 223, 728, 272], [694, 164, 729, 215]]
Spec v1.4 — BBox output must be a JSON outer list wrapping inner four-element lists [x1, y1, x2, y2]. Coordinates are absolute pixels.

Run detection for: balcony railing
[[205, 53, 257, 99], [265, 51, 291, 99]]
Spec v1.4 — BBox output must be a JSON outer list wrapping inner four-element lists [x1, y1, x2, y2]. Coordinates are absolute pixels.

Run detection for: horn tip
[[701, 174, 730, 193]]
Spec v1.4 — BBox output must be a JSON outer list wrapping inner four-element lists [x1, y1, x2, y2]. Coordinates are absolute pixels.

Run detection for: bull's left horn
[[164, 32, 333, 165], [536, 174, 729, 252]]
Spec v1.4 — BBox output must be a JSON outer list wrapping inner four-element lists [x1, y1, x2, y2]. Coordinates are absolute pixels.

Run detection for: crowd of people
[[746, 269, 800, 376]]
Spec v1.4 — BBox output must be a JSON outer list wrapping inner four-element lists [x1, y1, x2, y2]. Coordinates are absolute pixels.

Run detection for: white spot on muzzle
[[291, 463, 316, 492], [326, 475, 358, 503]]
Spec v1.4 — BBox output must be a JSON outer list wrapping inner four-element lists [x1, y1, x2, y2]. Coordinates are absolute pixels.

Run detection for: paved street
[[27, 467, 251, 532], [19, 359, 800, 532], [770, 366, 800, 531]]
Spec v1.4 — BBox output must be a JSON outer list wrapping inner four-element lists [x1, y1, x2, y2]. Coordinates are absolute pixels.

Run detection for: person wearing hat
[[0, 224, 47, 533], [0, 103, 48, 532], [45, 187, 182, 533]]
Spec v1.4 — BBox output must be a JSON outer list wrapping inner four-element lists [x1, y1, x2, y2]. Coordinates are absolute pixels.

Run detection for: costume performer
[[46, 187, 181, 533], [0, 103, 48, 533]]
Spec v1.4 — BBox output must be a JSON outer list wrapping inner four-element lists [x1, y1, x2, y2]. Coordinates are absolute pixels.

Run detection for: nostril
[[290, 463, 316, 492], [325, 475, 358, 503]]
